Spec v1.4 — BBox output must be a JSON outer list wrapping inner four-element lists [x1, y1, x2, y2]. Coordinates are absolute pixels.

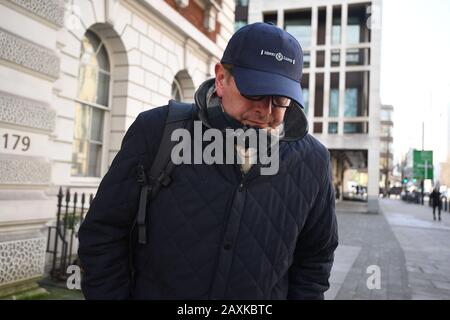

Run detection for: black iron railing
[[46, 187, 93, 281]]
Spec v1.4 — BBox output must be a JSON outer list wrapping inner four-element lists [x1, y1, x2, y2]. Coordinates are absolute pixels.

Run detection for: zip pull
[[137, 164, 148, 186], [137, 184, 149, 244], [136, 163, 149, 244]]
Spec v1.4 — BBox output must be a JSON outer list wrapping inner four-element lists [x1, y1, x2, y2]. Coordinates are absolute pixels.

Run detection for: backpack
[[133, 100, 195, 245]]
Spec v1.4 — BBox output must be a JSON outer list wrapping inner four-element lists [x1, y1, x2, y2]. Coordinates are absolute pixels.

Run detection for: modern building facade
[[0, 0, 234, 297], [247, 0, 382, 211]]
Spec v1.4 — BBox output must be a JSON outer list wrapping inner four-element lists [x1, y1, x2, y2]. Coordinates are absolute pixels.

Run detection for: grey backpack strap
[[136, 100, 195, 244]]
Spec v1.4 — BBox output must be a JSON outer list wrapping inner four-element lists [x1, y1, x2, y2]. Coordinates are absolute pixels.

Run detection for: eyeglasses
[[223, 64, 292, 108], [241, 94, 292, 108]]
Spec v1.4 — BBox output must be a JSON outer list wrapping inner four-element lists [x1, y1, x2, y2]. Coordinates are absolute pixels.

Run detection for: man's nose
[[253, 97, 273, 115]]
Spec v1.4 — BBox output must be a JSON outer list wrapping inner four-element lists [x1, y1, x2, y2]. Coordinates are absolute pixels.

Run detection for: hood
[[194, 78, 308, 142]]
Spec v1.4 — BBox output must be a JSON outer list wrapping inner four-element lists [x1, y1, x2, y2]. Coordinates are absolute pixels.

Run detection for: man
[[430, 185, 442, 221], [78, 22, 338, 300]]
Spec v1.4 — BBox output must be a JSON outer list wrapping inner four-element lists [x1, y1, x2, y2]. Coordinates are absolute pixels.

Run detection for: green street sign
[[413, 150, 433, 180]]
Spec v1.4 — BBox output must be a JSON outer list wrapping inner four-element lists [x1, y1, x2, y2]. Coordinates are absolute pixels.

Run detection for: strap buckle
[[158, 171, 172, 187]]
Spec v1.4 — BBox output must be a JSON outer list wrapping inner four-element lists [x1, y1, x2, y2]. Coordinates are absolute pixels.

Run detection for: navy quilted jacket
[[78, 79, 338, 300]]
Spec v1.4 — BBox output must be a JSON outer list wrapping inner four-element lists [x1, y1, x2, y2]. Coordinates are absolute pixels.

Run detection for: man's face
[[214, 63, 287, 129]]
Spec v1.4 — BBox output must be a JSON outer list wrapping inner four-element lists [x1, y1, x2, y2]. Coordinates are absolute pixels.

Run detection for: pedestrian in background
[[430, 185, 442, 221]]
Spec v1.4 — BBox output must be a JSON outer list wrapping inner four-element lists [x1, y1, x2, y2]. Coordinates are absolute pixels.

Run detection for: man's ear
[[215, 63, 225, 98]]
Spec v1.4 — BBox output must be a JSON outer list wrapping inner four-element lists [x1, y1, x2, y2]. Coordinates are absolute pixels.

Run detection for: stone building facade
[[0, 0, 234, 297]]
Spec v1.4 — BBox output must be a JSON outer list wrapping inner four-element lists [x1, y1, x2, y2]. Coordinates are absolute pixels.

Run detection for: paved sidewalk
[[327, 199, 450, 300], [325, 244, 361, 300], [328, 203, 411, 299], [381, 199, 450, 300]]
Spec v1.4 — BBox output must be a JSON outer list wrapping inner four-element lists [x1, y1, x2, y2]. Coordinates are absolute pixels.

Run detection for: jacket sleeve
[[77, 113, 148, 299], [287, 154, 339, 300]]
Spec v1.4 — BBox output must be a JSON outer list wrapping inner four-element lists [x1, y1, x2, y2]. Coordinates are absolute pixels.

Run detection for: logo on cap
[[260, 49, 296, 65]]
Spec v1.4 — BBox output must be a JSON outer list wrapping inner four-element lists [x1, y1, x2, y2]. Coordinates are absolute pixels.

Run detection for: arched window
[[171, 77, 183, 102], [71, 30, 110, 177]]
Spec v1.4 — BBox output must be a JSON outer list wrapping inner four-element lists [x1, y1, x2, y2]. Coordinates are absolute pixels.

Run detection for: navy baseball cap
[[220, 22, 304, 108]]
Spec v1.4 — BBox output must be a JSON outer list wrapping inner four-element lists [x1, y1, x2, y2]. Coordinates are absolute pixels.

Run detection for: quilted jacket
[[78, 79, 339, 300]]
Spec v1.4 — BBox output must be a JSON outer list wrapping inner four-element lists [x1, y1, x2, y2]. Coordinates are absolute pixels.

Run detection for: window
[[313, 122, 323, 134], [329, 73, 339, 117], [72, 30, 110, 177], [314, 73, 324, 117], [234, 21, 247, 31], [263, 12, 277, 25], [381, 125, 392, 138], [331, 49, 340, 67], [316, 50, 325, 68], [172, 78, 183, 101], [303, 51, 311, 68], [380, 142, 393, 154], [380, 109, 392, 122], [347, 3, 371, 44], [317, 7, 326, 45], [344, 122, 368, 134], [346, 48, 370, 66], [328, 122, 338, 134], [236, 0, 249, 6], [344, 71, 369, 117], [285, 10, 312, 48], [332, 6, 341, 45], [235, 1, 249, 25], [301, 73, 309, 116]]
